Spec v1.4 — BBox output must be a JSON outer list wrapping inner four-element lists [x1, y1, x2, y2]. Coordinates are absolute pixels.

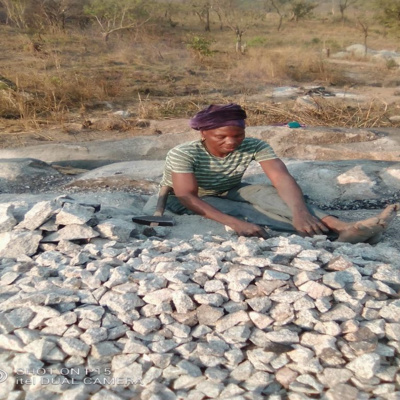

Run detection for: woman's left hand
[[292, 210, 329, 236]]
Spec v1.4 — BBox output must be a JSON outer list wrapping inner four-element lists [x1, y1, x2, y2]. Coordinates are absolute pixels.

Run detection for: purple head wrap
[[189, 103, 247, 131]]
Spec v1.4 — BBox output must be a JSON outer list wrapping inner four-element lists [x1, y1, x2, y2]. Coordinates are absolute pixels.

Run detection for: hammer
[[132, 186, 175, 226]]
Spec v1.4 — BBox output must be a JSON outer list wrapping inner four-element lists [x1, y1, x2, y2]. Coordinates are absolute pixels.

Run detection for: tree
[[214, 0, 251, 54], [356, 16, 370, 56], [186, 35, 215, 59], [160, 0, 179, 28], [84, 0, 151, 41], [191, 0, 212, 31], [338, 0, 357, 23], [35, 0, 87, 32], [288, 0, 317, 23], [374, 0, 400, 33], [266, 0, 291, 31], [1, 0, 31, 29]]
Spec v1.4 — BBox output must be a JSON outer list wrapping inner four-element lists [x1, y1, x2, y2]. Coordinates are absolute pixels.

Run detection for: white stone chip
[[24, 338, 56, 360], [0, 204, 17, 233], [55, 202, 95, 225], [0, 230, 42, 258], [96, 218, 138, 242], [346, 353, 381, 380], [215, 310, 249, 332], [298, 281, 333, 299], [16, 201, 59, 231], [266, 329, 299, 344], [42, 224, 99, 242], [58, 337, 90, 357], [172, 290, 196, 313]]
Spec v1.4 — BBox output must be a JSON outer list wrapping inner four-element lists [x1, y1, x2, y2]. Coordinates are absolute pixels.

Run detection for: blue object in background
[[287, 121, 302, 128]]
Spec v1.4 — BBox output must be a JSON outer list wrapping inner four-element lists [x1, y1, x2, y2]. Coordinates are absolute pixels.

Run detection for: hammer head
[[132, 215, 175, 226]]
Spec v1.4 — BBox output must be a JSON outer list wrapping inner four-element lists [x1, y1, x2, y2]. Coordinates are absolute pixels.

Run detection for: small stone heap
[[0, 197, 400, 399]]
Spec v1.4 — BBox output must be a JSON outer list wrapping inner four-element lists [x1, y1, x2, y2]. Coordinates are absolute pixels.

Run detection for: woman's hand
[[292, 210, 329, 236], [230, 220, 270, 238]]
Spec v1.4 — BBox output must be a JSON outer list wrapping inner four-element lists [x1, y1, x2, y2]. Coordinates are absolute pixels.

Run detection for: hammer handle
[[150, 186, 172, 226]]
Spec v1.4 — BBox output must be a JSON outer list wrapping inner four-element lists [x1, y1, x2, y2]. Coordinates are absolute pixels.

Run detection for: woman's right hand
[[171, 173, 271, 239], [230, 220, 270, 238]]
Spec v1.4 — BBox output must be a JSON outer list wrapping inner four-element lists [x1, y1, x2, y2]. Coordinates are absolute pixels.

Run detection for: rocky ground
[[1, 122, 400, 246], [0, 118, 400, 399]]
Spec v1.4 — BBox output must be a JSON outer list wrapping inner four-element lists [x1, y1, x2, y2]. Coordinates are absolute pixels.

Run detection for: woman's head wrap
[[189, 103, 247, 131]]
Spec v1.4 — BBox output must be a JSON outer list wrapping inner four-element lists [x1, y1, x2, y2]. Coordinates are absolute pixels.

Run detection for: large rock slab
[[65, 160, 165, 191], [0, 126, 399, 168], [0, 156, 398, 212], [71, 160, 165, 181], [0, 132, 198, 167], [243, 159, 400, 207], [339, 44, 400, 66], [248, 126, 400, 161]]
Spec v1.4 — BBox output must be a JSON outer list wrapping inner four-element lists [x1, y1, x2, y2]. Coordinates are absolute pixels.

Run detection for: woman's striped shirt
[[160, 137, 277, 196]]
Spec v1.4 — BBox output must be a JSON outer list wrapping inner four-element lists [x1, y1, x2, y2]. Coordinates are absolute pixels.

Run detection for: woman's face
[[201, 126, 245, 157]]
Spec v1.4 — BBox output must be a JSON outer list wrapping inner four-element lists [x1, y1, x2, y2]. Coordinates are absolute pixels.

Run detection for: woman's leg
[[321, 205, 399, 243], [223, 183, 329, 232], [224, 184, 399, 242], [162, 185, 399, 243], [163, 191, 296, 231], [164, 185, 312, 232]]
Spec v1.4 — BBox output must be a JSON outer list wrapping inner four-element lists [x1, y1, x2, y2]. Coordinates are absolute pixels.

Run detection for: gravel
[[0, 196, 400, 399]]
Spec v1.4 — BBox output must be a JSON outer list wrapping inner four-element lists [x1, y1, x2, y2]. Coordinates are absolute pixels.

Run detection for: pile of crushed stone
[[0, 197, 399, 399]]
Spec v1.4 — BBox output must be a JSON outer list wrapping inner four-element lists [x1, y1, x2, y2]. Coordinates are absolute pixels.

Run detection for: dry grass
[[244, 99, 399, 128], [227, 47, 346, 86], [0, 12, 399, 132]]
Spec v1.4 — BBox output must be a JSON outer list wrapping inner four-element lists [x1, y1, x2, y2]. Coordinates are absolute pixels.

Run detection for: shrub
[[386, 58, 398, 70], [247, 36, 268, 47], [186, 35, 215, 59]]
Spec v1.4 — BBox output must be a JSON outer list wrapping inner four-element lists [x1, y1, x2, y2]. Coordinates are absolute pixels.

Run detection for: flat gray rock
[[0, 132, 198, 166], [243, 159, 400, 206], [1, 126, 400, 167], [71, 160, 165, 182]]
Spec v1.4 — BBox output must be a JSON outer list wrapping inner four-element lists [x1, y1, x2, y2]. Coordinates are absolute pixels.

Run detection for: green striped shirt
[[161, 137, 277, 196]]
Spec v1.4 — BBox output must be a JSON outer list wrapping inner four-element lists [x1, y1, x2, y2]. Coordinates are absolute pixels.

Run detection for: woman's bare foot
[[334, 204, 399, 244], [365, 233, 382, 245]]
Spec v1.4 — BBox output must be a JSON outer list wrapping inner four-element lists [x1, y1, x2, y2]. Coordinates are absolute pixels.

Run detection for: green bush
[[386, 58, 398, 70], [247, 36, 268, 47], [186, 36, 215, 58]]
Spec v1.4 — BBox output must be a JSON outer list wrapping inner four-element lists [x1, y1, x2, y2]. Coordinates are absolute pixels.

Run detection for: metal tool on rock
[[132, 186, 175, 226]]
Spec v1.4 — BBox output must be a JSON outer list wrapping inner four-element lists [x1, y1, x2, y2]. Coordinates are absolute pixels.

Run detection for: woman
[[147, 103, 398, 243]]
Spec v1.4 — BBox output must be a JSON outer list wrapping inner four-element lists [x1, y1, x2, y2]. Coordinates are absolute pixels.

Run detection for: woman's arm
[[259, 158, 328, 236], [172, 172, 268, 238]]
